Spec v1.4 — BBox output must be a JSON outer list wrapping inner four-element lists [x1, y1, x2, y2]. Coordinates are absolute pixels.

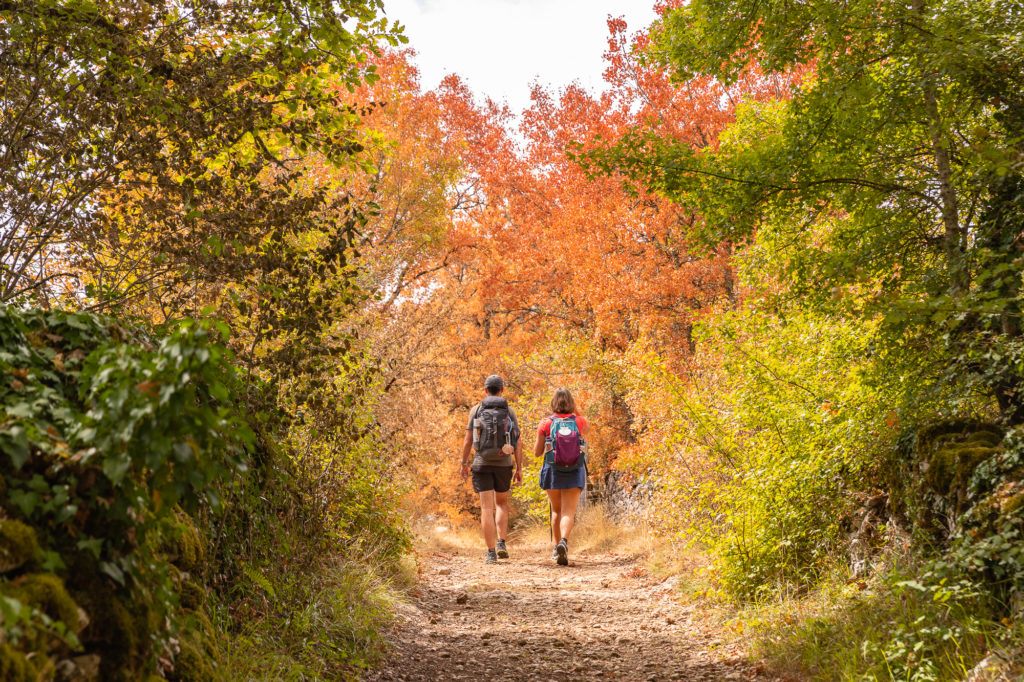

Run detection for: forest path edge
[[363, 521, 793, 681]]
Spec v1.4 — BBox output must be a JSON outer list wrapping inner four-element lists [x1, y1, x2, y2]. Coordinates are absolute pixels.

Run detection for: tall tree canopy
[[587, 0, 1024, 422]]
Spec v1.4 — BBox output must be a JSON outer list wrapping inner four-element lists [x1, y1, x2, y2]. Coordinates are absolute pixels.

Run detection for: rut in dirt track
[[363, 538, 783, 681]]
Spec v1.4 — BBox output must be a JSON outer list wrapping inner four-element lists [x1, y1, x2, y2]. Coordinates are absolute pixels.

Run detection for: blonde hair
[[549, 387, 577, 415]]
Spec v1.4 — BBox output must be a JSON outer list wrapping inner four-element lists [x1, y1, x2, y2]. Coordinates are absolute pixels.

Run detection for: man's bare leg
[[495, 490, 510, 542], [478, 490, 497, 550]]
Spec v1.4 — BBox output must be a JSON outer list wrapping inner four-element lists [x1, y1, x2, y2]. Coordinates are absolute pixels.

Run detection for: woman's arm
[[533, 428, 546, 458], [577, 414, 591, 437]]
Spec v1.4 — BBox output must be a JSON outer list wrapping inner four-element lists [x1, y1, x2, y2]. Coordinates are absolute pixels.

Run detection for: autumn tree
[[0, 0, 401, 312], [356, 17, 778, 519]]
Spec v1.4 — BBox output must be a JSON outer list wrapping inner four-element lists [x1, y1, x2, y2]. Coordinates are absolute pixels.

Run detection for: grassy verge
[[218, 550, 414, 681], [735, 566, 1022, 681], [632, 530, 1024, 680]]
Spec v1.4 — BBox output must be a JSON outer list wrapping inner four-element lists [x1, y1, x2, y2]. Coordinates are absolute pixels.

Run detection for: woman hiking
[[534, 387, 589, 566]]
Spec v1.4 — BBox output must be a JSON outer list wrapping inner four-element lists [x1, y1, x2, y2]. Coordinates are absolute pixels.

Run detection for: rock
[[166, 511, 206, 572], [481, 632, 494, 640], [179, 579, 206, 610], [1008, 591, 1024, 622], [77, 606, 90, 632], [55, 654, 102, 682], [438, 568, 452, 576], [0, 520, 40, 573], [1, 573, 82, 632], [910, 420, 1003, 539], [665, 617, 675, 625], [966, 651, 1016, 682], [455, 592, 468, 604]]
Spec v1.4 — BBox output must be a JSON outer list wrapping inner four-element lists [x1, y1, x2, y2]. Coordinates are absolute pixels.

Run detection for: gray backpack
[[473, 396, 518, 463]]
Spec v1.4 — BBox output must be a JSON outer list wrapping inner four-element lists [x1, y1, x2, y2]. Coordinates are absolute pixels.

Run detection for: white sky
[[382, 0, 659, 113]]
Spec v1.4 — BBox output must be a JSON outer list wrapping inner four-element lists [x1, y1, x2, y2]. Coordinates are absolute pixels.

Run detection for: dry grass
[[413, 503, 655, 559]]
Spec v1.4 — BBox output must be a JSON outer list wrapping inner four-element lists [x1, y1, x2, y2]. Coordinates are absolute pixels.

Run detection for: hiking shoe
[[496, 539, 509, 559], [552, 546, 560, 561], [555, 539, 568, 566], [485, 549, 498, 564]]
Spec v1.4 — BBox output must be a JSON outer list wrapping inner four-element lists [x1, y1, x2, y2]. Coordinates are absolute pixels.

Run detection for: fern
[[243, 565, 276, 599]]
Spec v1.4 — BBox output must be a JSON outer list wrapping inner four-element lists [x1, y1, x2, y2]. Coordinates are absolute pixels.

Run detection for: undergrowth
[[745, 562, 1020, 681], [219, 553, 411, 680], [0, 304, 412, 680]]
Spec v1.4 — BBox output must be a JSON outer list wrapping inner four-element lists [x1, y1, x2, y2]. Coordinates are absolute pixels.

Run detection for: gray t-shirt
[[467, 402, 520, 469]]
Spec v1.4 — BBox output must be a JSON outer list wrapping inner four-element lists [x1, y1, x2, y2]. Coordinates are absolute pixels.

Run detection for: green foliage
[[0, 304, 252, 677], [578, 17, 1024, 680], [588, 0, 1024, 424], [622, 304, 900, 597], [752, 568, 1013, 681], [0, 0, 405, 305]]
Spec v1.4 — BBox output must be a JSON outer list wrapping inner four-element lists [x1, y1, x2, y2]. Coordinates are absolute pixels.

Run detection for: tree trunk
[[912, 0, 966, 291]]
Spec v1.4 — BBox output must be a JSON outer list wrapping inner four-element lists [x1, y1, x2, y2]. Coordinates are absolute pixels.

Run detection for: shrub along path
[[364, 533, 783, 681]]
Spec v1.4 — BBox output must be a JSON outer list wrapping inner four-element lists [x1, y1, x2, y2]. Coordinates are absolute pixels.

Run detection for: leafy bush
[[616, 304, 900, 597], [0, 305, 253, 678]]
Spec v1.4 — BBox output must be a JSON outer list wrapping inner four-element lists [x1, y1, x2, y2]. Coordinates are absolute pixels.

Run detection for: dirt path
[[364, 533, 780, 681]]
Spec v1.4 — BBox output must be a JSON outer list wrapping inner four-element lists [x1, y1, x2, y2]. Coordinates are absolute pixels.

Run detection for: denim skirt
[[539, 462, 586, 490]]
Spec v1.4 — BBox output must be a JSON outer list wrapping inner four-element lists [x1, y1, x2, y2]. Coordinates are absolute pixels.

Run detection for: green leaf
[[77, 538, 104, 559]]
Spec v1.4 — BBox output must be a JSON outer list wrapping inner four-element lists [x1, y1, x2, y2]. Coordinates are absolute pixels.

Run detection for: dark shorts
[[471, 465, 514, 493]]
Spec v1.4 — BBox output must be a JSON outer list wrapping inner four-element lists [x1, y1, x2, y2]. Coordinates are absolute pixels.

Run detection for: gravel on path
[[363, 539, 784, 682]]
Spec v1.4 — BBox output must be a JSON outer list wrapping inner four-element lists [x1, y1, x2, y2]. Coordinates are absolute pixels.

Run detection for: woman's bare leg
[[559, 487, 582, 541], [545, 489, 562, 543]]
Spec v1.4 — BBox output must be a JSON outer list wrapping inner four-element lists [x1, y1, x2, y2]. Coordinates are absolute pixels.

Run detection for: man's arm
[[460, 428, 473, 479], [460, 405, 475, 479]]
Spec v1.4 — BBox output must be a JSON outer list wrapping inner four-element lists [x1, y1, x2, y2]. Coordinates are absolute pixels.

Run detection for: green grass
[[218, 553, 412, 681], [744, 569, 1020, 681]]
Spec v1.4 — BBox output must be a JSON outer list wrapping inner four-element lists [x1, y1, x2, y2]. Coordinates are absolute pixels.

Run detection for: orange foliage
[[355, 20, 799, 522]]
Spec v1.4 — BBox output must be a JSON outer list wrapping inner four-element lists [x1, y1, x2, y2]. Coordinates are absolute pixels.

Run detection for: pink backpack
[[545, 415, 585, 471]]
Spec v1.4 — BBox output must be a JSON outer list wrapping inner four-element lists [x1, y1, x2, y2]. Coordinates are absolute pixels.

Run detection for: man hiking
[[460, 374, 522, 564]]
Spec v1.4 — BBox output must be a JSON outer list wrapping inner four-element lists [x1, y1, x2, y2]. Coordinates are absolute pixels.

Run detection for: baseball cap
[[484, 374, 504, 392]]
